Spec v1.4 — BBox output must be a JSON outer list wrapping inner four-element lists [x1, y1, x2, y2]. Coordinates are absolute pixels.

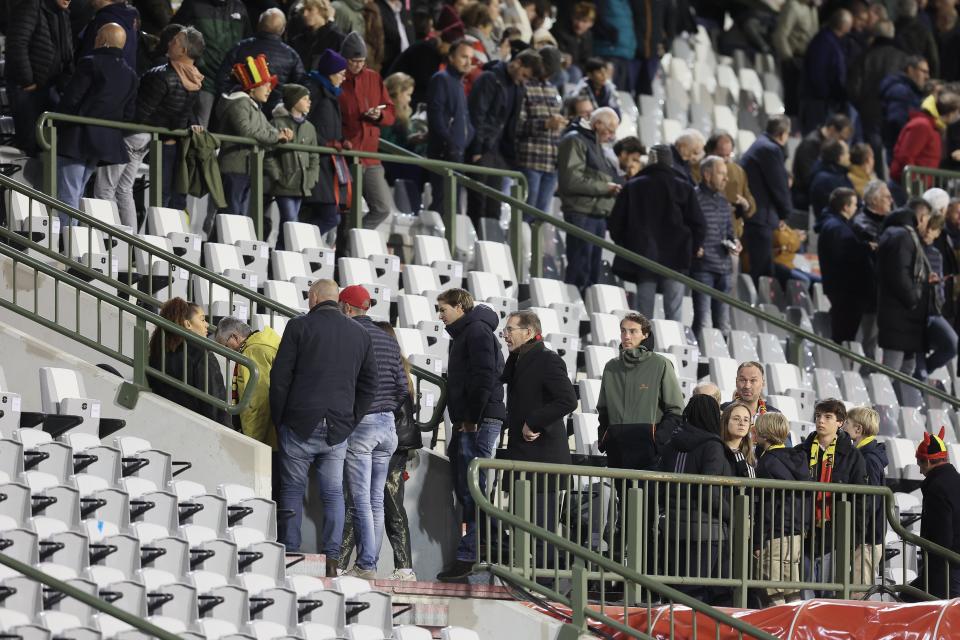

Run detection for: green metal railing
[[468, 460, 781, 640], [469, 459, 960, 637], [903, 165, 960, 197], [0, 240, 259, 414], [0, 550, 183, 640]]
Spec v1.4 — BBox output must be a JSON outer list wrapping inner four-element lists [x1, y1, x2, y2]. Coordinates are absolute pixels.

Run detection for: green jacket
[[172, 0, 251, 93], [333, 0, 365, 37], [235, 326, 281, 449], [556, 123, 620, 217], [176, 129, 227, 208], [596, 346, 684, 438], [265, 105, 320, 196], [215, 91, 282, 175]]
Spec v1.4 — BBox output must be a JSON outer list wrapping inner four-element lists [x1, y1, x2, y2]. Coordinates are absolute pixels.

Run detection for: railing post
[[148, 134, 164, 208], [250, 147, 265, 240], [444, 170, 457, 255], [556, 559, 588, 640], [509, 181, 524, 279], [43, 122, 57, 199], [835, 497, 853, 600], [511, 478, 532, 581], [625, 487, 644, 606], [350, 156, 364, 230], [529, 221, 544, 279], [732, 492, 751, 608]]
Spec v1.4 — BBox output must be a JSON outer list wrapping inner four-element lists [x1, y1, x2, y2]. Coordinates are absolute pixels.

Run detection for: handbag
[[331, 154, 353, 210]]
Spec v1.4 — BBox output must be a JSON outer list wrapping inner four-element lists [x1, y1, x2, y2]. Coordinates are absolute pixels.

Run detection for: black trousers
[[743, 223, 774, 282], [828, 295, 864, 344]]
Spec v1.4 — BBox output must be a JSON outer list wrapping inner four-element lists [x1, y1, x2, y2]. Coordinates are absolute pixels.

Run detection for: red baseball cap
[[339, 285, 371, 310]]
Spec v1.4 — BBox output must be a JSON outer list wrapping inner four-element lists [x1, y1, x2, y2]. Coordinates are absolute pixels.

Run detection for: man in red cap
[[910, 427, 960, 599], [337, 284, 408, 579]]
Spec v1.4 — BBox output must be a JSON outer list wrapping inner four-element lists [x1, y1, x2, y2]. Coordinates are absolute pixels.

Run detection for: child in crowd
[[842, 406, 887, 594]]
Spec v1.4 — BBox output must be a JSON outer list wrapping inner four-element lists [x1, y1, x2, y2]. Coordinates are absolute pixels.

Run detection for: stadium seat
[[413, 235, 464, 287], [215, 214, 269, 283], [349, 229, 401, 293], [62, 226, 114, 278], [475, 241, 519, 297], [585, 285, 630, 316], [146, 207, 201, 264], [337, 258, 391, 321], [578, 379, 602, 414], [281, 222, 335, 281], [80, 197, 133, 273], [585, 346, 617, 380], [709, 356, 738, 400], [270, 251, 315, 303], [728, 330, 759, 362], [590, 313, 621, 347], [572, 414, 601, 456]]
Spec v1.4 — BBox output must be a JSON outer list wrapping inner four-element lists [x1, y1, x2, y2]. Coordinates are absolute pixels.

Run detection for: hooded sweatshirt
[[596, 346, 684, 444], [234, 327, 281, 449], [444, 304, 506, 424]]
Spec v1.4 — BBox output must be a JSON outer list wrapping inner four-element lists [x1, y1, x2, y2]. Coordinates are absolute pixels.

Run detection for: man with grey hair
[[691, 155, 740, 337], [671, 129, 706, 185], [271, 278, 378, 574], [557, 106, 623, 292], [851, 178, 893, 359], [693, 381, 722, 405]]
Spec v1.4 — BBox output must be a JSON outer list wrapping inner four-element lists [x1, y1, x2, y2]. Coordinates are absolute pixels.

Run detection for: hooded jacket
[[755, 446, 811, 539], [215, 90, 282, 175], [657, 422, 734, 540], [597, 346, 684, 448], [877, 208, 931, 353], [234, 327, 281, 449], [148, 341, 230, 427], [890, 109, 943, 182], [445, 305, 506, 425], [858, 437, 889, 544], [557, 120, 622, 218], [266, 104, 319, 196]]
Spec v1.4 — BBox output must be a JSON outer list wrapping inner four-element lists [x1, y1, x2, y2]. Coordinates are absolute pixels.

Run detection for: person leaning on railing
[[147, 297, 230, 427]]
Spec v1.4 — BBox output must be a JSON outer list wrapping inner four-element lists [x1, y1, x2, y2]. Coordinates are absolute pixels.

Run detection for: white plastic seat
[[133, 234, 189, 301], [766, 363, 803, 395], [868, 373, 899, 407], [840, 371, 871, 405], [393, 328, 428, 359], [81, 197, 133, 273], [585, 346, 617, 380], [440, 627, 480, 640], [396, 295, 449, 360], [901, 407, 926, 441], [215, 214, 268, 282], [346, 625, 386, 640], [337, 258, 391, 320], [590, 313, 621, 347], [39, 367, 101, 434], [578, 379, 602, 414], [0, 366, 23, 432], [270, 250, 314, 302], [402, 264, 443, 299], [767, 395, 800, 422], [62, 226, 115, 278], [475, 241, 519, 296], [529, 277, 583, 334], [585, 285, 630, 316], [756, 332, 786, 364], [413, 235, 464, 286], [392, 625, 432, 640], [349, 229, 400, 293], [281, 222, 335, 281], [713, 104, 738, 134], [146, 207, 201, 264], [8, 190, 58, 250], [709, 356, 738, 401], [263, 281, 308, 313], [202, 242, 259, 289], [572, 413, 601, 456], [728, 330, 759, 362], [251, 314, 290, 337], [466, 271, 516, 320]]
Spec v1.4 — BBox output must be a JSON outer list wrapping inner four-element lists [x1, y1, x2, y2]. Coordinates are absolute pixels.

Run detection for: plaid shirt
[[516, 81, 562, 173]]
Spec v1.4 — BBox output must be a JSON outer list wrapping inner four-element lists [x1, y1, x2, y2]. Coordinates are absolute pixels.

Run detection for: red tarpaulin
[[537, 599, 960, 639]]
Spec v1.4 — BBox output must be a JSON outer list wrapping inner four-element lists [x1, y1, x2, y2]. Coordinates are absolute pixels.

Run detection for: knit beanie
[[539, 46, 562, 79], [283, 83, 310, 111], [315, 49, 347, 76], [340, 31, 368, 60]]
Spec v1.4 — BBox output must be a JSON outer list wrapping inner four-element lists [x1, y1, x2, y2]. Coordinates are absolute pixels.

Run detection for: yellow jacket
[[234, 326, 281, 449]]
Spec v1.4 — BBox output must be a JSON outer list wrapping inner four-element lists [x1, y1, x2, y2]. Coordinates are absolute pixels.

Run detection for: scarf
[[856, 435, 876, 449], [310, 71, 341, 97], [171, 59, 204, 92], [809, 437, 838, 526], [732, 394, 767, 422]]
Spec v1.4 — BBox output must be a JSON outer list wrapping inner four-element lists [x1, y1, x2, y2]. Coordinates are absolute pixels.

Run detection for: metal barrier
[[0, 240, 259, 414], [903, 165, 960, 197], [469, 458, 958, 618]]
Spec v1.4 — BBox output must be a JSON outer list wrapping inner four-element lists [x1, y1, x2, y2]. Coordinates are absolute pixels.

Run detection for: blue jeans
[[277, 422, 347, 556], [563, 212, 606, 292], [57, 157, 96, 228], [521, 168, 558, 222], [221, 172, 251, 215], [276, 196, 302, 224], [345, 412, 398, 570], [635, 275, 685, 322], [691, 271, 731, 336], [448, 418, 501, 561]]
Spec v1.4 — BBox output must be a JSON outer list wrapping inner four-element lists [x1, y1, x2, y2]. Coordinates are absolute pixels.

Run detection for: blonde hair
[[384, 72, 415, 125], [301, 0, 331, 19], [755, 412, 790, 446], [846, 406, 879, 437]]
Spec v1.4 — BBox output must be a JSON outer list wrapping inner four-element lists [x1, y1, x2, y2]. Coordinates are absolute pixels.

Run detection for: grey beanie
[[340, 31, 368, 60]]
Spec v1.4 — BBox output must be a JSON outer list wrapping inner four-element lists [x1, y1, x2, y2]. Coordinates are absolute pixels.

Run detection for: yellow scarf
[[857, 435, 876, 449], [810, 437, 838, 526]]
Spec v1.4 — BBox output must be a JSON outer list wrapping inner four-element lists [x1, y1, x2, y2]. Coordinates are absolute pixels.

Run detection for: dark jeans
[[10, 83, 55, 156], [447, 418, 501, 562], [563, 211, 606, 291], [221, 172, 251, 216], [743, 223, 774, 282], [301, 202, 340, 235], [160, 143, 186, 210], [466, 151, 508, 233], [918, 315, 959, 377], [691, 270, 731, 335], [828, 295, 864, 344]]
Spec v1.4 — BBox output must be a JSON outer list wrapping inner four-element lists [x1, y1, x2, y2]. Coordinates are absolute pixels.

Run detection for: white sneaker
[[344, 565, 378, 580], [388, 568, 417, 581]]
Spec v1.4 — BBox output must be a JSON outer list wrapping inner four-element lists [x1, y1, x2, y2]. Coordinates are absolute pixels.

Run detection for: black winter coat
[[375, 0, 414, 69], [137, 64, 201, 131], [304, 74, 343, 205], [385, 40, 442, 107], [467, 61, 523, 161], [216, 32, 305, 112], [292, 22, 346, 73], [658, 422, 734, 540], [269, 300, 378, 444], [877, 209, 931, 353], [755, 447, 811, 539], [77, 3, 140, 71], [502, 341, 577, 466], [858, 438, 888, 545], [911, 463, 960, 599], [740, 133, 792, 230], [848, 37, 906, 131], [817, 209, 876, 311], [57, 47, 138, 165], [934, 230, 960, 321], [132, 0, 172, 36], [444, 305, 506, 425], [5, 0, 74, 89], [148, 342, 230, 427], [808, 162, 855, 219], [608, 163, 706, 278]]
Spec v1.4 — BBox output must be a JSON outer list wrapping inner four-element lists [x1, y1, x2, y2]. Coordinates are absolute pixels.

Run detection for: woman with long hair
[[147, 297, 229, 426], [721, 401, 756, 477]]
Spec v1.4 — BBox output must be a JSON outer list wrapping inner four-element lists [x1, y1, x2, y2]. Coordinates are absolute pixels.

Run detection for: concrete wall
[[448, 599, 563, 640]]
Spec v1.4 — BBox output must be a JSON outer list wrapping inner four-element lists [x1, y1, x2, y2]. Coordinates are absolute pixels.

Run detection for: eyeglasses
[[500, 326, 525, 336]]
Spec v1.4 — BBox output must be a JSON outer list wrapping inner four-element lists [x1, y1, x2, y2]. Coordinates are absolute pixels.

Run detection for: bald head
[[259, 8, 286, 35], [95, 22, 127, 48], [308, 279, 339, 308], [693, 382, 721, 405]]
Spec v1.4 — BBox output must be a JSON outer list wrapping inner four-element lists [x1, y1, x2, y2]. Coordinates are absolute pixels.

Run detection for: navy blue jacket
[[817, 209, 876, 310], [467, 61, 523, 160], [354, 314, 407, 415], [808, 162, 855, 218], [879, 72, 925, 148], [445, 305, 506, 425], [803, 28, 847, 101], [57, 47, 138, 165], [858, 438, 888, 544], [740, 133, 792, 230], [426, 66, 473, 162], [216, 32, 305, 113], [270, 301, 378, 444], [912, 463, 960, 599], [77, 3, 139, 71], [755, 446, 811, 539], [692, 184, 734, 275]]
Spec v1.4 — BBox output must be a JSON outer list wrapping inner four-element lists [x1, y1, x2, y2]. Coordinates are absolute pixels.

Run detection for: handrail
[[903, 165, 960, 197], [0, 551, 183, 640], [467, 459, 780, 640], [0, 240, 260, 414]]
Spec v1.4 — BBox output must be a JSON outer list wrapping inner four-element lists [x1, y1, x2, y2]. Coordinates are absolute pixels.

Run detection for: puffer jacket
[[444, 305, 506, 425], [5, 0, 74, 89], [234, 327, 281, 449], [215, 91, 282, 174], [215, 32, 305, 111], [557, 120, 621, 217], [755, 446, 811, 540], [265, 104, 320, 196], [136, 63, 201, 130], [173, 0, 251, 93]]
